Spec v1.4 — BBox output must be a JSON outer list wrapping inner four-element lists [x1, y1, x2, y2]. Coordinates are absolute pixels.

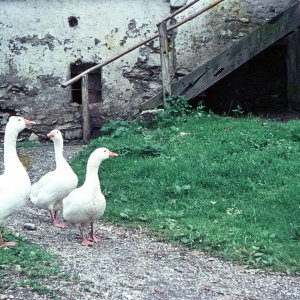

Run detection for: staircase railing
[[60, 0, 225, 141]]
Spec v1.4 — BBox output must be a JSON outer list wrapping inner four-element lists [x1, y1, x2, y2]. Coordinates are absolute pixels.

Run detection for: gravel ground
[[1, 145, 300, 300]]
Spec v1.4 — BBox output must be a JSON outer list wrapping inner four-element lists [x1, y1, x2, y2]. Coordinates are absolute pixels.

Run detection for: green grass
[[0, 233, 72, 296], [72, 113, 300, 274], [0, 140, 42, 149]]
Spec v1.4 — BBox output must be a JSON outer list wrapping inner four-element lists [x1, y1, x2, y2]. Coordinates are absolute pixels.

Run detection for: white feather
[[63, 148, 116, 229], [0, 116, 33, 227], [30, 129, 78, 213]]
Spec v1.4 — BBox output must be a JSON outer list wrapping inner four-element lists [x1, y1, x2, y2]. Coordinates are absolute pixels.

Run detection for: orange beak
[[47, 131, 55, 139], [24, 119, 36, 126], [109, 151, 118, 158]]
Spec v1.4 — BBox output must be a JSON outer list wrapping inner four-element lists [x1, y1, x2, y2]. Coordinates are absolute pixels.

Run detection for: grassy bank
[[0, 233, 69, 296], [72, 113, 300, 273]]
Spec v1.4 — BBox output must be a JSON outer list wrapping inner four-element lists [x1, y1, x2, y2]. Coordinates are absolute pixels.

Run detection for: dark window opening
[[70, 63, 102, 105], [68, 16, 78, 27]]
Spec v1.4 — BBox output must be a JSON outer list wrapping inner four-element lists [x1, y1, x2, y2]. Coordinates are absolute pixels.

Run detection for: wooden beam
[[158, 22, 172, 105], [141, 1, 300, 110], [82, 75, 91, 143], [286, 28, 300, 110], [159, 0, 200, 25]]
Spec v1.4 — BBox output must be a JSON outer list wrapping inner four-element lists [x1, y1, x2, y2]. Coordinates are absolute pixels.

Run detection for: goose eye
[[18, 118, 21, 122], [104, 150, 107, 152]]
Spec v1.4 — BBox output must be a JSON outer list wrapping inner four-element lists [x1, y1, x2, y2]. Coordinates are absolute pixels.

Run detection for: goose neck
[[4, 127, 20, 169], [53, 139, 65, 169], [85, 159, 102, 182]]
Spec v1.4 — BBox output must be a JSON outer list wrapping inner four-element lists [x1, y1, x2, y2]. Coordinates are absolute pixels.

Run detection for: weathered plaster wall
[[0, 0, 297, 140], [0, 0, 169, 139]]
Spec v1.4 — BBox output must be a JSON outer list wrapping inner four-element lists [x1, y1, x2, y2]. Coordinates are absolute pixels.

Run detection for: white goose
[[30, 129, 78, 228], [63, 147, 117, 246], [0, 116, 35, 246]]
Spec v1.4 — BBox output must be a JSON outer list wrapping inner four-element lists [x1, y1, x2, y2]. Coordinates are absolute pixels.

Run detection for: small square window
[[70, 63, 102, 104]]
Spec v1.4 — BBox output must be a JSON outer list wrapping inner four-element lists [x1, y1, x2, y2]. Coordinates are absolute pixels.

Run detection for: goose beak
[[24, 119, 36, 127], [109, 151, 118, 158], [47, 132, 55, 139]]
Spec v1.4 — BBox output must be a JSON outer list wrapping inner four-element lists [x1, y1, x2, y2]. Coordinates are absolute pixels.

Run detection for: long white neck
[[53, 138, 68, 170], [84, 156, 102, 187], [4, 126, 23, 172]]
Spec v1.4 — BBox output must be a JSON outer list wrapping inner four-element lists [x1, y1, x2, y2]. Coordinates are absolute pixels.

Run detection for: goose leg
[[0, 228, 17, 247], [88, 223, 101, 243], [79, 226, 93, 246], [50, 211, 67, 228]]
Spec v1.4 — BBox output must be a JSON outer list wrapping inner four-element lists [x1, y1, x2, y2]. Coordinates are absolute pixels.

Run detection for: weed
[[164, 95, 192, 116], [232, 105, 245, 116], [101, 119, 144, 138]]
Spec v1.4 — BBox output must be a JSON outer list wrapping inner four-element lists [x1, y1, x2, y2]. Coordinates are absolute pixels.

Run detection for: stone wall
[[0, 0, 296, 140]]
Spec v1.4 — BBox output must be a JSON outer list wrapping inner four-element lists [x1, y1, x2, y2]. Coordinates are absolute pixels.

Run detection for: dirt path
[[1, 145, 300, 299]]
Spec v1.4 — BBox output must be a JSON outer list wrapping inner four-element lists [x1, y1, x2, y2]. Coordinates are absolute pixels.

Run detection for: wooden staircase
[[141, 1, 300, 111]]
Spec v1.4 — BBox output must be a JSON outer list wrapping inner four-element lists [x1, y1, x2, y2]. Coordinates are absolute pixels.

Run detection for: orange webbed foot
[[81, 239, 94, 246]]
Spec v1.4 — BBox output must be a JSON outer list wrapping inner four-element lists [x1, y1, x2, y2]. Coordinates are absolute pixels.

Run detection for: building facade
[[0, 0, 295, 140]]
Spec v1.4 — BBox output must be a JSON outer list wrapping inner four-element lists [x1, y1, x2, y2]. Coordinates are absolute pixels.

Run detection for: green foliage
[[72, 115, 300, 273], [164, 95, 192, 116], [101, 119, 144, 138], [19, 141, 42, 148], [0, 233, 69, 296], [0, 140, 41, 149]]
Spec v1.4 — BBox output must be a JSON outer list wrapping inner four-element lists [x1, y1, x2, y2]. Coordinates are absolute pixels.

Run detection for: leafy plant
[[195, 101, 206, 116], [101, 119, 144, 138], [164, 95, 192, 116]]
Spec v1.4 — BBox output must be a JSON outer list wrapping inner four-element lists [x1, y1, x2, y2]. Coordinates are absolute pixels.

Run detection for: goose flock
[[0, 116, 117, 246]]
